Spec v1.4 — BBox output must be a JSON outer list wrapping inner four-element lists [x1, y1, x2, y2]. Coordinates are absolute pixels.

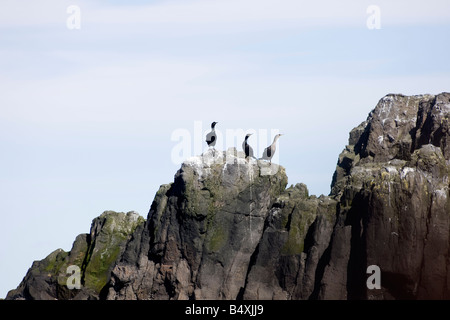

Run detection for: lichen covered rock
[[7, 92, 450, 300], [6, 211, 144, 300], [325, 92, 450, 299], [106, 148, 290, 300]]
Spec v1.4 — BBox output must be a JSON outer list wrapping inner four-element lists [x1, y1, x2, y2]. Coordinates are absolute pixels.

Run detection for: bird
[[242, 133, 254, 160], [205, 121, 218, 154], [261, 134, 283, 164]]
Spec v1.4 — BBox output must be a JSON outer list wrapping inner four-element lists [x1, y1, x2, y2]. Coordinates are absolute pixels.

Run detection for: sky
[[1, 0, 450, 298]]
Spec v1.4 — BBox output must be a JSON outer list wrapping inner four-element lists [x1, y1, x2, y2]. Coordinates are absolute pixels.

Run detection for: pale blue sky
[[1, 0, 450, 298]]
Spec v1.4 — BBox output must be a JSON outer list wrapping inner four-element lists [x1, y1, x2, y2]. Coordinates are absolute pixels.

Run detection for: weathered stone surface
[[6, 211, 144, 300], [7, 92, 450, 300], [328, 92, 450, 299], [106, 149, 289, 300], [242, 184, 336, 299]]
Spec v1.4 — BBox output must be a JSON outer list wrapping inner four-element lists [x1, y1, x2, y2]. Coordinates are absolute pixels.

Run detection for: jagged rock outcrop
[[6, 211, 144, 300], [242, 184, 336, 299], [106, 149, 291, 299], [104, 152, 337, 300], [327, 93, 450, 299], [7, 92, 450, 300]]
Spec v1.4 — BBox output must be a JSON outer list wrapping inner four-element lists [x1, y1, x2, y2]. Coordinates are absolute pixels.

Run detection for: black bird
[[261, 134, 283, 164], [242, 133, 254, 160], [206, 122, 218, 153]]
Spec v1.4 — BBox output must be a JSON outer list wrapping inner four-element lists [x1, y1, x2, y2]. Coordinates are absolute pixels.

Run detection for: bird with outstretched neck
[[261, 134, 283, 164]]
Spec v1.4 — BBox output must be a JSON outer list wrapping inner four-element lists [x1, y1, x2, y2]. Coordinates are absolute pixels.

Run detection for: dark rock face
[[7, 93, 450, 300], [6, 211, 144, 300], [106, 150, 292, 299], [328, 93, 450, 299], [242, 184, 336, 299], [104, 150, 337, 300]]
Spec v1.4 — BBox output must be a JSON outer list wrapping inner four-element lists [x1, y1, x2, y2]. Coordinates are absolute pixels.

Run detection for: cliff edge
[[6, 92, 450, 300]]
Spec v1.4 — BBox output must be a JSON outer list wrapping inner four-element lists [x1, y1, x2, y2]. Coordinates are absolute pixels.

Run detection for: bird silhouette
[[261, 134, 283, 164], [242, 133, 254, 160], [206, 121, 218, 155]]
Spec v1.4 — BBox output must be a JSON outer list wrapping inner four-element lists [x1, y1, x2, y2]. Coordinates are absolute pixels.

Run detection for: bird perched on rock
[[261, 134, 283, 164], [242, 133, 254, 160], [206, 121, 218, 155]]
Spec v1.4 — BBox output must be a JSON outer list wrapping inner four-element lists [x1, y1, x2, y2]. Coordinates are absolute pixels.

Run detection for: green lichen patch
[[81, 211, 145, 293], [206, 222, 228, 252], [281, 200, 318, 255], [42, 249, 69, 274]]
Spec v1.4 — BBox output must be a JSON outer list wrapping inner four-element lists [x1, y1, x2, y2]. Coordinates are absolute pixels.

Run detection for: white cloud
[[87, 0, 450, 27], [0, 0, 71, 27], [1, 0, 449, 32]]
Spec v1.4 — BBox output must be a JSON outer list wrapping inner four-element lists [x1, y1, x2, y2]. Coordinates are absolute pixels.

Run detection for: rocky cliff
[[6, 211, 144, 300], [328, 92, 450, 299], [6, 92, 450, 300]]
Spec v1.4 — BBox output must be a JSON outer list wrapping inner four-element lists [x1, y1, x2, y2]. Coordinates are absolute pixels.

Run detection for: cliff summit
[[7, 92, 450, 300]]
